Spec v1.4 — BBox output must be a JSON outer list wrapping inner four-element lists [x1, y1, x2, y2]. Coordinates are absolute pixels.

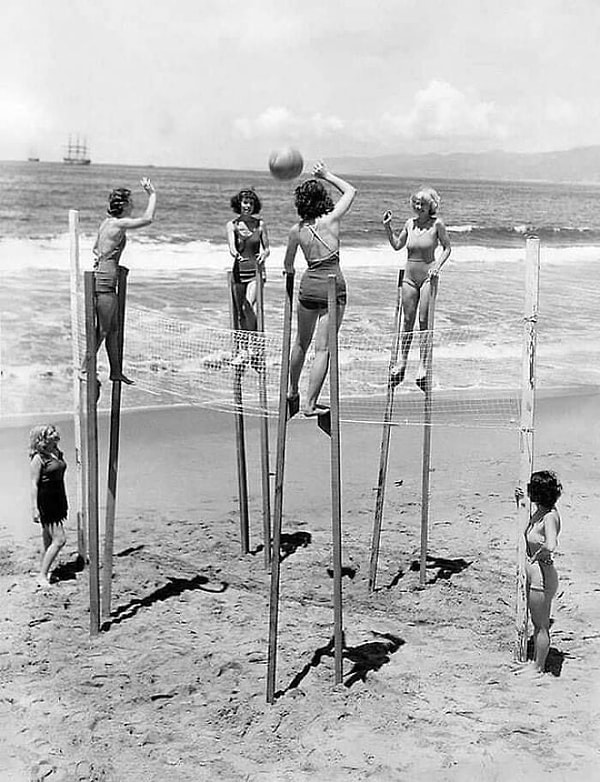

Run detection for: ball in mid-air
[[268, 148, 304, 181]]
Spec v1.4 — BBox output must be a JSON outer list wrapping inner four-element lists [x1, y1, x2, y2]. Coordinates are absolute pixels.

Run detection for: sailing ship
[[63, 136, 91, 165]]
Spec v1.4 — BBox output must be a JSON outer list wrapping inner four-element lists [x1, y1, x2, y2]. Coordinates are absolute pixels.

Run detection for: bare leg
[[106, 330, 134, 384], [304, 303, 345, 415], [416, 281, 431, 384], [528, 589, 553, 673], [289, 304, 319, 399], [391, 283, 419, 385], [39, 522, 66, 583]]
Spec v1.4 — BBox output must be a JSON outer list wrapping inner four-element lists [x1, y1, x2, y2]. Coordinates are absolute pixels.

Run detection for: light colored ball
[[268, 148, 304, 181]]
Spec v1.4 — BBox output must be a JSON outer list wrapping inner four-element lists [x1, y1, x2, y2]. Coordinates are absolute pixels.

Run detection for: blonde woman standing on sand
[[382, 187, 451, 391], [29, 425, 67, 586]]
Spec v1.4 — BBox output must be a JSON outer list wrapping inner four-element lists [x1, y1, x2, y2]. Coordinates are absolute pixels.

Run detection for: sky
[[4, 0, 600, 169]]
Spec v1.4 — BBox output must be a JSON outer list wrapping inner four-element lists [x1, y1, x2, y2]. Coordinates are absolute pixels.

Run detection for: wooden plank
[[83, 272, 100, 636], [327, 275, 344, 684], [255, 269, 272, 569], [515, 236, 540, 661], [419, 276, 438, 587], [101, 266, 129, 622], [266, 271, 295, 704], [369, 269, 404, 591]]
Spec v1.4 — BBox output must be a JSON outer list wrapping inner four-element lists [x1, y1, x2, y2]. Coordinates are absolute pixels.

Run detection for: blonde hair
[[411, 187, 441, 216], [29, 424, 59, 459]]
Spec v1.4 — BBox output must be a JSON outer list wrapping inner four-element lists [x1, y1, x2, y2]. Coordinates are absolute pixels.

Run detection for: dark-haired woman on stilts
[[92, 177, 157, 384], [284, 161, 356, 416]]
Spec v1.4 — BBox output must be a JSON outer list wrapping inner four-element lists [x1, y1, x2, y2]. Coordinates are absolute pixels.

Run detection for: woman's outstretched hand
[[312, 160, 328, 179], [382, 210, 393, 225], [140, 177, 155, 194]]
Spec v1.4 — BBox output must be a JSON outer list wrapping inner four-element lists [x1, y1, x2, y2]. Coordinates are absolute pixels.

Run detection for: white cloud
[[233, 107, 345, 141], [544, 97, 577, 125], [381, 80, 503, 141]]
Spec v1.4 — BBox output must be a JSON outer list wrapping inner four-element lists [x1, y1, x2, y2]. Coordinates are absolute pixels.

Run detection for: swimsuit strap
[[305, 221, 337, 263]]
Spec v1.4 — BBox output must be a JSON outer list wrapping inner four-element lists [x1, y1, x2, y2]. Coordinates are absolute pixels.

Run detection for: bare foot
[[415, 375, 428, 393], [110, 374, 135, 385], [287, 393, 300, 419], [390, 364, 406, 387], [303, 404, 330, 417]]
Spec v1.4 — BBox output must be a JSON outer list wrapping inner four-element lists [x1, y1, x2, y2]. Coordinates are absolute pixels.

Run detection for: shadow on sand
[[279, 631, 404, 698], [409, 555, 471, 583]]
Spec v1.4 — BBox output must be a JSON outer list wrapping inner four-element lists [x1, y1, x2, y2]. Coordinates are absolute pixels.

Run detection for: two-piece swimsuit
[[297, 221, 346, 309]]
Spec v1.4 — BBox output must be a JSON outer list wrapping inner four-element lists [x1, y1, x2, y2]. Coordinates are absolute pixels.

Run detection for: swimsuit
[[525, 513, 559, 597], [404, 219, 438, 291], [93, 233, 127, 334], [36, 451, 68, 526], [298, 222, 347, 309], [232, 217, 261, 284]]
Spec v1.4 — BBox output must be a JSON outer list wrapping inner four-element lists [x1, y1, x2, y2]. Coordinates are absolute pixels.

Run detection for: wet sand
[[1, 392, 599, 781]]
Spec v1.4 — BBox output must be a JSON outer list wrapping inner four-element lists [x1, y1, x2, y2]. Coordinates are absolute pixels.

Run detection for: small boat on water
[[63, 136, 91, 166], [27, 157, 40, 163]]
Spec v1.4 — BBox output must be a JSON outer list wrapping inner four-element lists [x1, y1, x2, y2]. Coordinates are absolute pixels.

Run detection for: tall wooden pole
[[266, 271, 294, 704], [369, 269, 404, 592], [515, 236, 540, 661], [327, 275, 344, 684], [227, 272, 250, 554], [419, 276, 439, 587], [102, 266, 129, 622], [255, 269, 272, 569], [83, 272, 100, 636], [68, 210, 87, 561]]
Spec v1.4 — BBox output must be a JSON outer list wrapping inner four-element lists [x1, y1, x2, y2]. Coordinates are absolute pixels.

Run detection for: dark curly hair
[[107, 188, 132, 217], [527, 470, 562, 509], [294, 179, 334, 220], [230, 189, 261, 215]]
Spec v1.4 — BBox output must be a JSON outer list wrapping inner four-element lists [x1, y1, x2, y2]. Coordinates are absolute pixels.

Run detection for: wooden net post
[[369, 269, 404, 592], [68, 209, 87, 561], [227, 271, 250, 554], [83, 272, 100, 636], [419, 276, 439, 587], [255, 268, 272, 569], [266, 271, 294, 704], [101, 266, 129, 623], [515, 235, 540, 661], [327, 275, 344, 684]]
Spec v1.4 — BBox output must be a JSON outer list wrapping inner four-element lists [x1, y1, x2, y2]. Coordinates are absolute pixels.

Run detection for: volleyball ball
[[268, 148, 304, 181]]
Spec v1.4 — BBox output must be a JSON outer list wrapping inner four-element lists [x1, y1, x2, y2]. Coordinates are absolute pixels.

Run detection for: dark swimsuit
[[232, 217, 261, 284], [93, 233, 126, 333], [298, 223, 347, 309], [36, 450, 68, 525]]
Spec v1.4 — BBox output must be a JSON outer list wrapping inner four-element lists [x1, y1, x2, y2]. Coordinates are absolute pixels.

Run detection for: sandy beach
[[1, 391, 599, 781]]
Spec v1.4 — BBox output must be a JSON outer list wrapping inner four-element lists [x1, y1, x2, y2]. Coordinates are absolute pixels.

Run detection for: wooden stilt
[[227, 272, 250, 554], [83, 272, 100, 636], [369, 269, 404, 592], [255, 269, 272, 569], [419, 276, 439, 587], [68, 210, 87, 561], [515, 235, 540, 661], [101, 266, 129, 623], [266, 271, 295, 704], [327, 275, 344, 684]]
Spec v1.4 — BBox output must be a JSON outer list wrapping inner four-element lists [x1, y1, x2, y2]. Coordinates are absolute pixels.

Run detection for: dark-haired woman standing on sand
[[284, 161, 356, 416], [226, 188, 270, 332], [92, 177, 157, 384], [382, 186, 451, 390]]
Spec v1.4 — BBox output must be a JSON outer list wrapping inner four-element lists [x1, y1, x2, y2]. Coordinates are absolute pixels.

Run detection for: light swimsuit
[[297, 222, 346, 309], [525, 512, 559, 597], [404, 218, 438, 290]]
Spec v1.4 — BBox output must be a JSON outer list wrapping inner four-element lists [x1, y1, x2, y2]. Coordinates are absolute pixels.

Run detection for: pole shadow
[[409, 555, 471, 583], [279, 631, 405, 698], [104, 574, 228, 630], [280, 531, 312, 562]]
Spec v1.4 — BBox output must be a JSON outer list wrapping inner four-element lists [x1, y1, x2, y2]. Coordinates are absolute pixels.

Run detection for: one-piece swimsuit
[[93, 232, 127, 333], [298, 222, 346, 309], [36, 450, 68, 525], [233, 217, 261, 284]]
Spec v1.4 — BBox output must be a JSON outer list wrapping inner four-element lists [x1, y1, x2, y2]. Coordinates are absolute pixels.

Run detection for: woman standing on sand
[[92, 177, 157, 385], [226, 188, 270, 332], [284, 161, 356, 416], [382, 187, 451, 391], [516, 470, 563, 674], [29, 425, 67, 586]]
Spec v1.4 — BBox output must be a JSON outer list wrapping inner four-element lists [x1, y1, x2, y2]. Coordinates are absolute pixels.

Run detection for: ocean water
[[1, 161, 600, 419]]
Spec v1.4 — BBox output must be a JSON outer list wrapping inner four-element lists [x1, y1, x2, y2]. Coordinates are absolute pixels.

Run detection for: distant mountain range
[[329, 146, 600, 184]]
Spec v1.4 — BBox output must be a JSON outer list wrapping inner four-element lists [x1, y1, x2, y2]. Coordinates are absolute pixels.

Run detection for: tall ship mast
[[63, 135, 91, 166]]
